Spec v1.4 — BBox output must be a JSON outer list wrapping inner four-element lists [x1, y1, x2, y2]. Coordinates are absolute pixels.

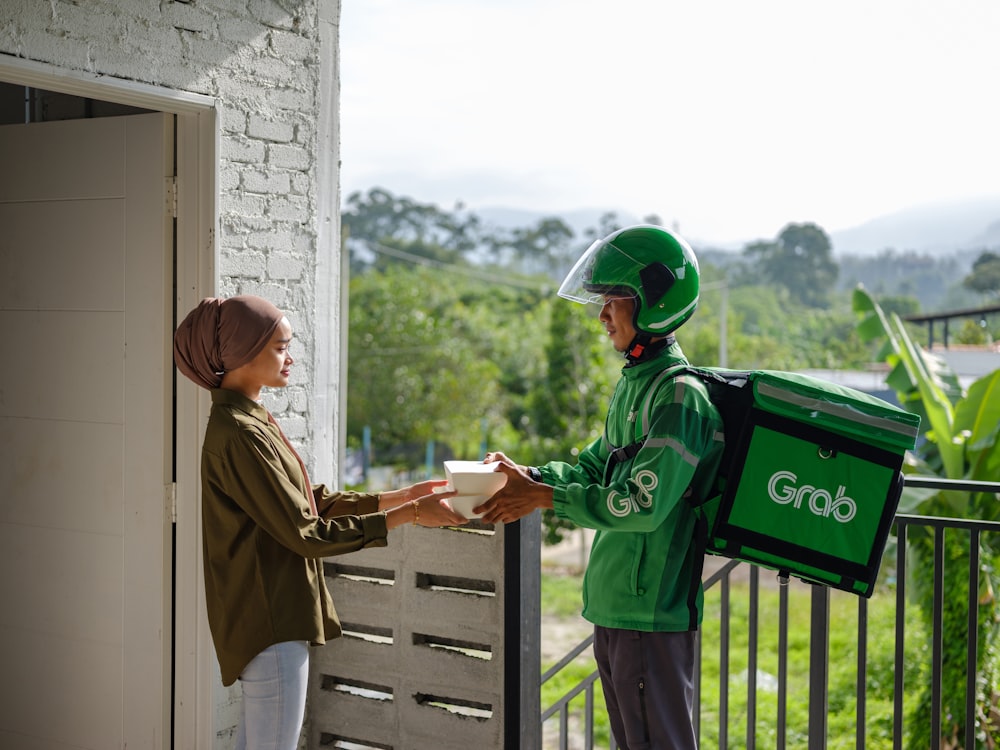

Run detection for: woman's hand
[[384, 490, 468, 529], [379, 478, 451, 510], [412, 493, 469, 527], [404, 478, 452, 501]]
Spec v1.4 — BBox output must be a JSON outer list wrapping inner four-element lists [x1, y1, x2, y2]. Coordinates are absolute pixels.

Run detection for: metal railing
[[540, 636, 603, 750], [540, 476, 1000, 749]]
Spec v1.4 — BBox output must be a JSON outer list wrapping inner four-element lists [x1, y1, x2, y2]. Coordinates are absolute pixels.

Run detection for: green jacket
[[201, 389, 389, 686], [544, 343, 724, 631]]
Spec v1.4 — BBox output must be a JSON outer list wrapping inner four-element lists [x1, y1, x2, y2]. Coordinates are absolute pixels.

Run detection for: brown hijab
[[173, 295, 285, 390]]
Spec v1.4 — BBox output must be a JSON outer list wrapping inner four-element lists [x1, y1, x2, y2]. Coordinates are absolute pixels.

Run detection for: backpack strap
[[602, 364, 691, 483], [635, 364, 691, 439]]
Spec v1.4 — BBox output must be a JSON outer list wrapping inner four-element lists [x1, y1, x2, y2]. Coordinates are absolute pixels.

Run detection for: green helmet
[[558, 224, 700, 335]]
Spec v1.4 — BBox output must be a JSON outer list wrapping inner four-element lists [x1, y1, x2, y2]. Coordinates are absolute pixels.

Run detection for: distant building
[[931, 344, 1000, 384], [800, 343, 1000, 404], [797, 367, 899, 404]]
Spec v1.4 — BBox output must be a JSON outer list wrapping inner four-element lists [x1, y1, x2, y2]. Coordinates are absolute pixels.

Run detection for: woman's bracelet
[[412, 498, 420, 526]]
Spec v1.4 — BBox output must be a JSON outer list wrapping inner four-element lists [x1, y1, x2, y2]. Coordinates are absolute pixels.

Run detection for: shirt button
[[638, 588, 646, 595]]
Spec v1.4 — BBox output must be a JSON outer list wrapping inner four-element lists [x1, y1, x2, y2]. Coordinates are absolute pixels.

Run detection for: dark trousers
[[593, 626, 698, 750]]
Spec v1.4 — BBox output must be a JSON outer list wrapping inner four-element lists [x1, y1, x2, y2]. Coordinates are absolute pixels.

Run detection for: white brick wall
[[0, 1, 344, 747], [2, 0, 337, 452]]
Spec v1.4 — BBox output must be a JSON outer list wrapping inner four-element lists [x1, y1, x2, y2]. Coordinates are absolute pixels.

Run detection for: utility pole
[[702, 279, 729, 368]]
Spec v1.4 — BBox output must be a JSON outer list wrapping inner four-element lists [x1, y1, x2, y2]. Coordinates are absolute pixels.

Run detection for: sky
[[339, 0, 1000, 246]]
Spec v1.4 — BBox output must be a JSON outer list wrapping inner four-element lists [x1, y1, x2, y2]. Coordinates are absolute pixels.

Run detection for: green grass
[[540, 568, 589, 618], [541, 571, 929, 749]]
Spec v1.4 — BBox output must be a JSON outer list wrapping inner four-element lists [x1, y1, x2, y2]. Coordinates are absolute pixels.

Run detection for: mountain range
[[828, 197, 1000, 256], [478, 196, 1000, 258]]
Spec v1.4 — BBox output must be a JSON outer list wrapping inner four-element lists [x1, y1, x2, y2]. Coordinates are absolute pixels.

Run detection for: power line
[[358, 239, 548, 291]]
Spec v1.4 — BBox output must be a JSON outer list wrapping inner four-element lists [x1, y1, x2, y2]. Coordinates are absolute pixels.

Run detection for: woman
[[174, 295, 466, 750]]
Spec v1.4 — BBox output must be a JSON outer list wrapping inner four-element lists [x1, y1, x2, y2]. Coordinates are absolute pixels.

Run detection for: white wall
[[0, 0, 342, 461], [0, 1, 343, 746]]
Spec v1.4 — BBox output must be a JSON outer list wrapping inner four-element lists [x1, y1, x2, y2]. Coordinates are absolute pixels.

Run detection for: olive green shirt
[[201, 388, 388, 686]]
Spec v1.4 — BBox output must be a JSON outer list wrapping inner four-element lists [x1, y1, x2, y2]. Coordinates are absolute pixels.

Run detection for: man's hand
[[482, 450, 517, 468], [476, 460, 554, 524]]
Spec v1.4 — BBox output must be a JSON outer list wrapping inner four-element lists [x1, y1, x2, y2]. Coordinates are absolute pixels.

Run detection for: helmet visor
[[557, 238, 639, 304]]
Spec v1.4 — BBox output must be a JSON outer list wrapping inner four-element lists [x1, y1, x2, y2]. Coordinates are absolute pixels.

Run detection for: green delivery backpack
[[617, 365, 921, 597]]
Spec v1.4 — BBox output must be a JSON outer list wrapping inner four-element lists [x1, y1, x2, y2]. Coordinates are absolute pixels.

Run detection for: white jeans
[[235, 641, 309, 750]]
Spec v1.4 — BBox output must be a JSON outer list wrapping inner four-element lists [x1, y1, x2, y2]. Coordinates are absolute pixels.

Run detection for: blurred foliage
[[964, 250, 1000, 297]]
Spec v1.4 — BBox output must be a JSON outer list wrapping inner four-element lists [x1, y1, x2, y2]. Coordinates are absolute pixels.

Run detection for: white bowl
[[443, 460, 507, 497], [446, 495, 488, 520]]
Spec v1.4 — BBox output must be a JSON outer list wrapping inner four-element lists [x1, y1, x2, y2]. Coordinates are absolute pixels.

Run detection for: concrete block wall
[[315, 521, 539, 750]]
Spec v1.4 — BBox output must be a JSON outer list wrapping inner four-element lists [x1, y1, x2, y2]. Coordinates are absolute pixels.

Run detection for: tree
[[963, 250, 1000, 297], [484, 216, 576, 279], [836, 248, 962, 312], [347, 265, 509, 461], [342, 187, 483, 273], [741, 222, 839, 307]]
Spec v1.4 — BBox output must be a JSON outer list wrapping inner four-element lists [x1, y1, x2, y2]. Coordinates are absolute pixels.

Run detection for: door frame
[[0, 55, 218, 749]]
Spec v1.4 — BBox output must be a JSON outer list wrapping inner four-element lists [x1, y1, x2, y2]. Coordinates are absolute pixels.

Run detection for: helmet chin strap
[[625, 333, 675, 365], [625, 333, 653, 363]]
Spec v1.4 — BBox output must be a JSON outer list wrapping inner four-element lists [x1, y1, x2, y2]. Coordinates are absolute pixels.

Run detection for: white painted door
[[0, 114, 174, 749]]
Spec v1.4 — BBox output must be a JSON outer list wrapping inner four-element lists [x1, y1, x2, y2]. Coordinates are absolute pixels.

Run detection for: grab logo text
[[767, 470, 857, 523], [607, 470, 658, 517]]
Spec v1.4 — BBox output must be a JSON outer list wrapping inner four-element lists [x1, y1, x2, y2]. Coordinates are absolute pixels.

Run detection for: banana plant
[[853, 285, 1000, 517], [853, 285, 1000, 749]]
